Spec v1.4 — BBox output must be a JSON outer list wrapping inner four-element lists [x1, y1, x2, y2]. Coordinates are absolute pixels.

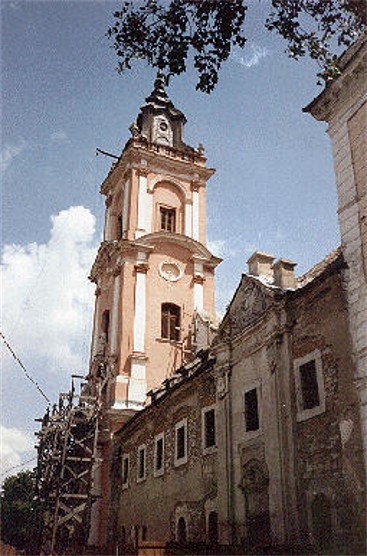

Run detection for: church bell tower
[[88, 75, 220, 547], [89, 75, 220, 420]]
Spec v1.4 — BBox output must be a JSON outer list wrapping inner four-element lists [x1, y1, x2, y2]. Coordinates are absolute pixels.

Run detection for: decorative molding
[[134, 263, 149, 274]]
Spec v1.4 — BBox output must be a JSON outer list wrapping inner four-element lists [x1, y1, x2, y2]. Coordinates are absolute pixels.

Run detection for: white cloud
[[1, 206, 98, 376], [0, 425, 33, 479], [0, 140, 28, 173], [231, 44, 269, 68], [207, 238, 236, 259], [50, 130, 69, 144]]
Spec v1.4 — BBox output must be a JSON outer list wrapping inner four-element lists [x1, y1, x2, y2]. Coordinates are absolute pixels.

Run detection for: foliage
[[0, 470, 42, 553], [107, 0, 365, 93]]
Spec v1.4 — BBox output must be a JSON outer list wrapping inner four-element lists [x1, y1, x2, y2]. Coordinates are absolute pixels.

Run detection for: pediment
[[216, 276, 274, 341]]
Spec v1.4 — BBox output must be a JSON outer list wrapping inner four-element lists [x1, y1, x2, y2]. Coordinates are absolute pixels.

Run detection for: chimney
[[247, 251, 275, 280], [272, 258, 297, 288]]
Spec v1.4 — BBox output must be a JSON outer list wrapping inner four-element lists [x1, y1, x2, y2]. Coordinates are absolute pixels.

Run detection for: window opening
[[204, 409, 216, 448], [160, 207, 176, 232], [300, 360, 320, 410], [176, 425, 186, 461], [155, 436, 164, 472], [101, 310, 110, 344], [161, 303, 180, 341], [122, 455, 129, 486], [208, 511, 218, 544], [244, 388, 259, 432], [177, 517, 187, 544], [138, 447, 145, 480], [142, 526, 147, 541], [117, 214, 123, 240]]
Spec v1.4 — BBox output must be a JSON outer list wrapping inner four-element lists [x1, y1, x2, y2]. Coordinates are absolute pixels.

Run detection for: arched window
[[177, 517, 187, 544], [161, 303, 180, 341], [208, 511, 218, 544]]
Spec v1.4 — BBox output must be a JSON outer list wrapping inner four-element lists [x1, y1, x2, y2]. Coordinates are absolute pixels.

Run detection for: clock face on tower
[[153, 116, 173, 146]]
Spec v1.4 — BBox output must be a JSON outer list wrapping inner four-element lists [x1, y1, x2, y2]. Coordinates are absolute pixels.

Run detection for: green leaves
[[107, 0, 365, 92], [266, 0, 365, 83], [107, 0, 247, 93]]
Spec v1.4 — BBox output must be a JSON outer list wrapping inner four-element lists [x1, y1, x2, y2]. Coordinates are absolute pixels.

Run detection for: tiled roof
[[296, 246, 343, 289]]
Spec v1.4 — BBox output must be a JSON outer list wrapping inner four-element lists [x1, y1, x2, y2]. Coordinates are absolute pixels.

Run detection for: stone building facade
[[87, 36, 367, 554], [110, 248, 365, 554], [109, 352, 218, 553], [212, 248, 365, 553], [88, 75, 220, 547], [305, 33, 367, 502]]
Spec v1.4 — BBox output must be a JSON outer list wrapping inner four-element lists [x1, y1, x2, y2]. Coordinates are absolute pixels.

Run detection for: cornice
[[304, 33, 367, 122], [100, 140, 215, 197]]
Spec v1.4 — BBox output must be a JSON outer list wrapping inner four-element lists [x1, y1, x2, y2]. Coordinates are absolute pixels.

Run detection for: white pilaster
[[128, 357, 147, 406], [192, 189, 199, 240], [122, 178, 130, 237], [185, 202, 193, 237], [133, 268, 146, 352], [110, 271, 121, 355], [91, 289, 101, 359], [136, 174, 147, 238], [146, 190, 153, 234]]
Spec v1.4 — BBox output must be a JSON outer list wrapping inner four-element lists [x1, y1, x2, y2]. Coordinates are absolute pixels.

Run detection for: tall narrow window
[[137, 445, 146, 481], [177, 517, 187, 544], [202, 407, 216, 451], [101, 310, 110, 343], [122, 454, 129, 488], [161, 303, 180, 341], [117, 214, 123, 240], [299, 360, 320, 410], [175, 419, 187, 466], [208, 511, 218, 544], [160, 207, 176, 232], [154, 433, 164, 476], [294, 350, 325, 421], [244, 388, 260, 432]]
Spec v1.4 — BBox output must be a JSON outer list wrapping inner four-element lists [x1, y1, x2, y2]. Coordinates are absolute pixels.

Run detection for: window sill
[[174, 457, 188, 468], [122, 482, 129, 490], [203, 445, 217, 456], [296, 403, 325, 422], [153, 468, 164, 478], [243, 428, 262, 442], [136, 476, 146, 484], [156, 337, 182, 346]]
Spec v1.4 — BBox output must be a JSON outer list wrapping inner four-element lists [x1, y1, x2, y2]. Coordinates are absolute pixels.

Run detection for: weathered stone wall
[[290, 268, 365, 553], [110, 366, 217, 552]]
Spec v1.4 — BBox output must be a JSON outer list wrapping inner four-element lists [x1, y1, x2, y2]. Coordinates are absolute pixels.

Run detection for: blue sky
[[1, 0, 339, 479]]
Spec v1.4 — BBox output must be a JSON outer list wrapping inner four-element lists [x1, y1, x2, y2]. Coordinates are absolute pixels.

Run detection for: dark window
[[101, 310, 110, 343], [161, 303, 180, 341], [204, 409, 216, 448], [142, 526, 147, 541], [155, 437, 164, 471], [122, 456, 129, 485], [177, 517, 187, 544], [176, 424, 186, 460], [208, 511, 218, 544], [244, 388, 260, 432], [134, 526, 139, 548], [160, 207, 176, 232], [138, 447, 145, 479], [299, 360, 320, 410], [117, 214, 123, 240]]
